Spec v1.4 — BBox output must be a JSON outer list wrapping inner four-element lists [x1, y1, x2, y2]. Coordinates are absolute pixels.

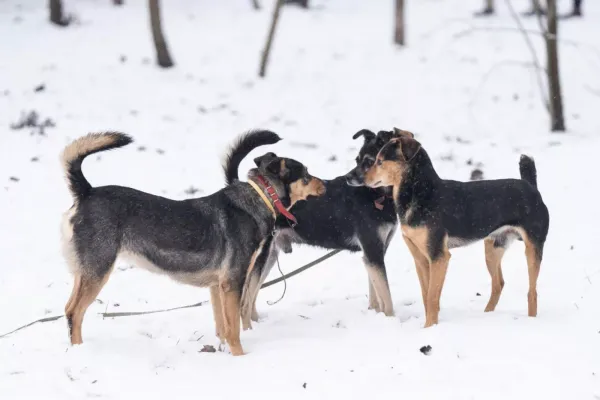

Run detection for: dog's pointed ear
[[352, 129, 376, 141], [376, 130, 394, 144], [393, 127, 415, 139], [254, 152, 277, 167], [265, 159, 289, 179], [398, 137, 421, 161]]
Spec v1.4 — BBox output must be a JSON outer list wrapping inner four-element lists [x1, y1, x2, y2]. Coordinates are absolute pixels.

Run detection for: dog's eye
[[363, 158, 374, 168], [302, 176, 310, 185], [376, 159, 383, 166]]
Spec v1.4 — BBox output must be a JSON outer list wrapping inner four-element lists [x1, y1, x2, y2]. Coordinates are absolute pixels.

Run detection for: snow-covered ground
[[1, 0, 599, 398]]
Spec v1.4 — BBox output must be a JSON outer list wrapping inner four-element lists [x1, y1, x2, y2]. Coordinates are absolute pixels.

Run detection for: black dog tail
[[519, 155, 538, 188], [223, 130, 281, 185], [61, 132, 133, 202]]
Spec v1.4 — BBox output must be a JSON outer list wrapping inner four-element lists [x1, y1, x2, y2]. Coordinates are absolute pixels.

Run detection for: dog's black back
[[278, 177, 396, 251], [397, 148, 549, 253]]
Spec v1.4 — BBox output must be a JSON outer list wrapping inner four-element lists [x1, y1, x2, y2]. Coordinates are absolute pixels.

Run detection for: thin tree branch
[[504, 0, 549, 112], [259, 0, 284, 78], [469, 60, 546, 109]]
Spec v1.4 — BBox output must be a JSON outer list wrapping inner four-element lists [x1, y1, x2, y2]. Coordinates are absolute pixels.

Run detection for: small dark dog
[[359, 132, 549, 327], [238, 128, 405, 330], [60, 130, 325, 356]]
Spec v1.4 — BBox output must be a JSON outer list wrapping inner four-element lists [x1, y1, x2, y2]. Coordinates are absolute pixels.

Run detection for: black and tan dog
[[60, 130, 325, 355], [359, 131, 549, 327], [238, 129, 403, 330]]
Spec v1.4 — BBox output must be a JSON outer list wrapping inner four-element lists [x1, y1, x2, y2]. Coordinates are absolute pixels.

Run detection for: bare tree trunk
[[251, 0, 261, 10], [394, 0, 405, 46], [545, 0, 565, 131], [49, 0, 69, 26], [474, 0, 494, 16], [259, 0, 284, 78], [149, 0, 174, 68]]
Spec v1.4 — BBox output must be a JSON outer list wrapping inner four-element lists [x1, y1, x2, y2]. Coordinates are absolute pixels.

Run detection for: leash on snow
[[0, 249, 342, 339]]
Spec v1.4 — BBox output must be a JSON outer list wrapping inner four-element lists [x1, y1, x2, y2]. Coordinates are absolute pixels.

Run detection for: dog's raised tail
[[223, 130, 281, 185], [61, 132, 133, 202], [519, 155, 537, 188]]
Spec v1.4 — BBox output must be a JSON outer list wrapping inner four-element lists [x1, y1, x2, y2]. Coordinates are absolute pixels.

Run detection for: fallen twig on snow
[[0, 315, 64, 339], [99, 301, 208, 318]]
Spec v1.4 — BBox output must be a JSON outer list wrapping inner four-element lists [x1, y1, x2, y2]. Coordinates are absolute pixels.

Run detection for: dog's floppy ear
[[254, 152, 277, 167], [393, 127, 415, 139], [352, 129, 376, 141], [398, 137, 421, 161], [265, 159, 289, 179]]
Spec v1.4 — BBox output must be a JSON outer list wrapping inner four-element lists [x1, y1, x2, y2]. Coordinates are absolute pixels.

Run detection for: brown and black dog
[[357, 131, 549, 327], [60, 130, 325, 355]]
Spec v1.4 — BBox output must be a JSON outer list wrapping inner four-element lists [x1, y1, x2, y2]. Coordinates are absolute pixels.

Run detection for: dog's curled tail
[[61, 132, 133, 202], [519, 155, 537, 188], [223, 130, 281, 185]]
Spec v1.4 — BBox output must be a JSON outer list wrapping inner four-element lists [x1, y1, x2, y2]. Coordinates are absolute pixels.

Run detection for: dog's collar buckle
[[252, 175, 299, 226], [374, 196, 385, 210]]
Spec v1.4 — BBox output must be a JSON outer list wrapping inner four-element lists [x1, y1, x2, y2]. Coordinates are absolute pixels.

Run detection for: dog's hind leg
[[65, 270, 112, 345], [484, 238, 506, 312], [521, 232, 543, 317], [402, 235, 430, 314]]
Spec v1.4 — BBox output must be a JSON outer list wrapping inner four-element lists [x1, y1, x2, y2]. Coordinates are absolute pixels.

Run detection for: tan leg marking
[[210, 286, 226, 344], [402, 225, 450, 328], [484, 238, 506, 312], [219, 281, 244, 356], [65, 270, 112, 345], [522, 234, 541, 317], [365, 263, 394, 316], [425, 248, 450, 328], [402, 235, 430, 314]]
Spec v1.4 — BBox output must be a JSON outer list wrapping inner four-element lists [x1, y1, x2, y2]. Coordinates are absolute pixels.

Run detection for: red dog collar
[[254, 175, 298, 226]]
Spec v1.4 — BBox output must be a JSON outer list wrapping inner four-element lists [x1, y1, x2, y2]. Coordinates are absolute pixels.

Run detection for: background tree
[[545, 0, 565, 131], [149, 0, 174, 68], [394, 0, 405, 46], [259, 0, 284, 78], [49, 0, 70, 26]]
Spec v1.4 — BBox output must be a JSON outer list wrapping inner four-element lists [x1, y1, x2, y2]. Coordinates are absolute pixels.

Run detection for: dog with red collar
[[60, 130, 325, 356]]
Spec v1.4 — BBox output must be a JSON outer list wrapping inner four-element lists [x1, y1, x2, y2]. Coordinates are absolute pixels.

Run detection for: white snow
[[1, 0, 599, 398]]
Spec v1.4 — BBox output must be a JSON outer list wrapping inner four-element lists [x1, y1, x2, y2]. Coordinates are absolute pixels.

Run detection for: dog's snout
[[344, 169, 364, 187]]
